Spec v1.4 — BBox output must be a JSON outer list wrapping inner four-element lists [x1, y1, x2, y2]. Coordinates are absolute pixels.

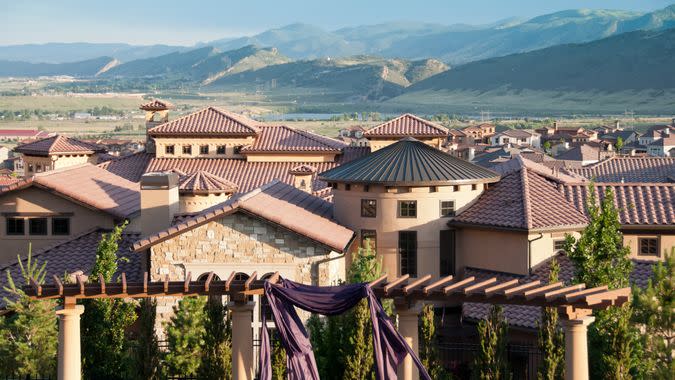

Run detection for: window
[[29, 218, 48, 235], [553, 240, 566, 253], [453, 185, 460, 192], [361, 199, 377, 218], [440, 201, 455, 217], [52, 217, 70, 236], [182, 145, 192, 155], [28, 164, 34, 173], [216, 145, 226, 155], [233, 145, 242, 155], [399, 231, 417, 276], [36, 164, 42, 172], [361, 230, 377, 252], [639, 238, 658, 256], [440, 230, 455, 276], [165, 145, 175, 155], [471, 184, 477, 191], [199, 145, 209, 155], [398, 200, 417, 218], [6, 218, 24, 235], [345, 184, 351, 191]]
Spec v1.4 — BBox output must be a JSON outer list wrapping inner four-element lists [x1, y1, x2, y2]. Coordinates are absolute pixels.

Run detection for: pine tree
[[129, 298, 160, 380], [473, 305, 511, 380], [82, 222, 138, 379], [536, 259, 564, 380], [632, 249, 674, 378], [419, 304, 452, 379], [164, 296, 207, 377], [564, 184, 641, 379], [271, 331, 287, 380], [0, 245, 57, 377], [198, 296, 232, 380]]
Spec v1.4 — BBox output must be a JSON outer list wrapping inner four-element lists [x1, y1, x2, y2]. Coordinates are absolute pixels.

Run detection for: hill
[[0, 56, 117, 77], [389, 28, 675, 114], [0, 42, 185, 64]]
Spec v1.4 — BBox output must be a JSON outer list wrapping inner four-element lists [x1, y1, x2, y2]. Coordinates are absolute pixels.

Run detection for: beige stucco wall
[[528, 231, 582, 269], [332, 183, 484, 278], [368, 137, 444, 152], [179, 193, 231, 213], [153, 137, 254, 159], [455, 228, 529, 275], [22, 154, 95, 176], [0, 186, 116, 264], [623, 232, 675, 261]]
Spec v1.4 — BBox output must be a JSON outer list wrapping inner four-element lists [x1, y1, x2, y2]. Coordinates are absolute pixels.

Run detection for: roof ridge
[[148, 107, 259, 135], [286, 125, 344, 149], [521, 168, 533, 229]]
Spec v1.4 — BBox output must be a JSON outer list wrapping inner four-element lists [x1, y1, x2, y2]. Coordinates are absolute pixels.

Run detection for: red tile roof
[[568, 156, 675, 183], [177, 170, 238, 194], [363, 114, 448, 137], [133, 180, 355, 253], [555, 143, 602, 162], [0, 129, 50, 137], [14, 135, 105, 156], [241, 125, 346, 153], [148, 107, 260, 136], [0, 164, 140, 218], [289, 164, 317, 175], [0, 229, 141, 308], [97, 152, 154, 182], [0, 174, 20, 187], [139, 99, 173, 111]]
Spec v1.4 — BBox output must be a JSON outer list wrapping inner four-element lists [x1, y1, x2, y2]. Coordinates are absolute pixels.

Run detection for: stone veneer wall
[[149, 211, 346, 338]]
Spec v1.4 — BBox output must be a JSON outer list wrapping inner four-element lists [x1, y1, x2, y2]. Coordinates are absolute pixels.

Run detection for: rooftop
[[148, 107, 260, 137], [319, 137, 500, 186], [139, 99, 174, 111], [568, 156, 675, 183], [363, 114, 448, 138], [14, 135, 105, 156], [241, 125, 346, 153], [177, 170, 238, 194]]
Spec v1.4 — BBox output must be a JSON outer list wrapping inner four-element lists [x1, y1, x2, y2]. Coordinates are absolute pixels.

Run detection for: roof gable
[[14, 135, 104, 156], [364, 114, 448, 137], [148, 107, 260, 136]]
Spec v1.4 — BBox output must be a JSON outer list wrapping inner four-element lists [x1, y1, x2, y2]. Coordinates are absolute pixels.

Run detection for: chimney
[[140, 172, 179, 237], [615, 120, 620, 130], [468, 147, 476, 161], [553, 121, 558, 131], [671, 118, 675, 127]]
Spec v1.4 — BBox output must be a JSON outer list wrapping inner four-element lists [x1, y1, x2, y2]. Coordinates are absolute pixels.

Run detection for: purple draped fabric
[[259, 279, 431, 380]]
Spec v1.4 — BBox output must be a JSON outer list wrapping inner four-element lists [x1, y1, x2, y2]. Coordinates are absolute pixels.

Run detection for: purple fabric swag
[[259, 278, 431, 380]]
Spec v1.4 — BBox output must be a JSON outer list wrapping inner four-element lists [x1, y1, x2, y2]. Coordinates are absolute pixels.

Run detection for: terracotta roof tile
[[0, 175, 21, 187], [133, 180, 354, 253], [363, 114, 448, 137], [241, 125, 346, 153], [289, 164, 317, 175], [14, 135, 105, 156], [555, 143, 601, 162], [139, 99, 173, 111], [97, 152, 154, 182], [177, 170, 238, 194], [568, 156, 675, 183], [0, 229, 141, 308], [148, 107, 260, 136]]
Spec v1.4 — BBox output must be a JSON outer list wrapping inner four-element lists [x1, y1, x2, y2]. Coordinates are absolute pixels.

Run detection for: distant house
[[337, 126, 369, 147], [598, 130, 638, 147], [461, 123, 495, 144], [638, 125, 673, 147], [0, 129, 51, 141], [363, 114, 448, 151], [647, 135, 675, 157], [555, 142, 613, 166], [536, 121, 597, 144], [489, 129, 541, 148], [13, 135, 107, 176]]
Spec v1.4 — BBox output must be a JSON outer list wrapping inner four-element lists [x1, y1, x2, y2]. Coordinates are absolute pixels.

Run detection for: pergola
[[25, 271, 631, 380]]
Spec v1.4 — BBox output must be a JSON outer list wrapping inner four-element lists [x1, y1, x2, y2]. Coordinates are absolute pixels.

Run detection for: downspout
[[527, 233, 544, 275]]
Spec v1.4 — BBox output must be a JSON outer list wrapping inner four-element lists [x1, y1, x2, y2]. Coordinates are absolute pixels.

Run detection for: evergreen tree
[[615, 136, 624, 151], [164, 296, 207, 377], [419, 304, 452, 379], [0, 246, 57, 377], [271, 332, 287, 380], [473, 305, 511, 380], [632, 249, 674, 378], [198, 296, 232, 380], [564, 185, 641, 379], [536, 259, 564, 380], [82, 222, 138, 379], [129, 298, 160, 380]]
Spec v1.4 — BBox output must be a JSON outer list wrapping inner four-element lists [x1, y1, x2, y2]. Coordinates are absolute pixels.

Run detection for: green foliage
[[632, 249, 675, 379], [543, 140, 552, 152], [344, 298, 375, 380], [419, 304, 452, 379], [164, 296, 207, 377], [473, 305, 511, 380], [564, 184, 641, 379], [271, 332, 287, 380], [536, 259, 564, 380], [82, 222, 138, 380], [348, 240, 382, 283], [0, 246, 57, 377], [615, 136, 624, 151], [198, 297, 232, 380], [129, 298, 161, 380]]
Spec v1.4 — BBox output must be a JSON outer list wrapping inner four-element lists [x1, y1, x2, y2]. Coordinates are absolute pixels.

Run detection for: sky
[[1, 0, 672, 46]]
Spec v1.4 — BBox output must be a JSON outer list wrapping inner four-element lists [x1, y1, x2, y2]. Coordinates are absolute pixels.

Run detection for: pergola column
[[229, 301, 255, 380], [55, 299, 84, 380], [560, 310, 595, 380], [395, 302, 422, 380]]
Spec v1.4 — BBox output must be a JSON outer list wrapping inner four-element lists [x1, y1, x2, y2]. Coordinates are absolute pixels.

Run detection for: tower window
[[165, 145, 175, 155], [398, 200, 417, 218], [182, 145, 192, 155], [200, 145, 209, 155], [216, 146, 226, 155], [440, 201, 455, 217], [399, 231, 417, 277], [361, 199, 377, 218]]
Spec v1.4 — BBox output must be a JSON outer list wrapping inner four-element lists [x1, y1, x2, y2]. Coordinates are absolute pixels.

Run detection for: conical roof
[[177, 171, 238, 194], [319, 137, 500, 186]]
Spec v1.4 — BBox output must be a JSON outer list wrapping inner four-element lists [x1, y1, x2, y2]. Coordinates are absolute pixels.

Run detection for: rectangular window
[[471, 184, 477, 191], [216, 145, 226, 155], [199, 145, 209, 155], [52, 217, 70, 236], [182, 145, 192, 155], [361, 199, 377, 218], [361, 230, 377, 252], [453, 185, 460, 192], [36, 164, 42, 172], [29, 218, 48, 236], [6, 218, 24, 235], [398, 200, 417, 218], [553, 240, 566, 253], [345, 184, 351, 191], [165, 145, 175, 155], [399, 231, 417, 277], [440, 230, 455, 276], [639, 238, 658, 256], [440, 201, 455, 217], [233, 145, 242, 155]]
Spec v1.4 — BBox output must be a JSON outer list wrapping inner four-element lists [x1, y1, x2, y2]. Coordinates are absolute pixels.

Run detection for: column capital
[[394, 300, 423, 316], [227, 301, 255, 312], [55, 304, 85, 317], [560, 315, 595, 328]]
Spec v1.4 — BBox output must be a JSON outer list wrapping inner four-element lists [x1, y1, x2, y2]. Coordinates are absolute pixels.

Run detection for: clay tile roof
[[491, 155, 586, 184], [0, 164, 140, 218], [568, 156, 675, 183], [14, 135, 105, 156], [319, 137, 500, 186], [177, 170, 238, 194], [452, 163, 588, 231], [0, 229, 142, 308], [498, 129, 536, 138], [133, 180, 354, 253], [0, 129, 46, 137], [463, 254, 656, 329], [148, 107, 260, 136], [289, 164, 317, 175], [241, 125, 346, 153], [0, 174, 21, 187], [139, 99, 174, 111], [97, 152, 154, 183], [364, 114, 448, 137]]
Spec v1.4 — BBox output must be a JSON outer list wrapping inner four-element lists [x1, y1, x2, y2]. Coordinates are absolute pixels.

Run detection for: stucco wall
[[455, 228, 529, 275], [624, 232, 675, 261], [368, 137, 443, 152], [179, 193, 231, 213], [332, 183, 484, 278], [153, 137, 254, 159]]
